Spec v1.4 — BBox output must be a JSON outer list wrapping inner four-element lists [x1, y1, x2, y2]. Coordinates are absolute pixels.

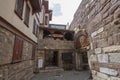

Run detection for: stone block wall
[[70, 0, 120, 79], [38, 39, 74, 50], [0, 26, 35, 80]]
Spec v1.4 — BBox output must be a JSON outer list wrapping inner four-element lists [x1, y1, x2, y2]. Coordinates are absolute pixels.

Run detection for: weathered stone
[[104, 23, 111, 30], [109, 1, 120, 14], [97, 54, 108, 63], [93, 76, 106, 80], [70, 0, 120, 79], [100, 0, 107, 4], [101, 2, 110, 14], [97, 72, 109, 79], [109, 53, 120, 63], [104, 15, 114, 25], [22, 41, 33, 60], [100, 67, 118, 76], [90, 55, 97, 62], [101, 31, 108, 38], [114, 8, 120, 19], [103, 45, 120, 52], [91, 27, 104, 38], [103, 11, 109, 19], [113, 18, 120, 25], [95, 48, 102, 54], [110, 76, 120, 80], [91, 31, 97, 38], [38, 39, 74, 49], [113, 34, 119, 45], [111, 0, 118, 5], [0, 27, 15, 65], [92, 70, 97, 75], [98, 27, 104, 34], [108, 36, 114, 46], [97, 39, 108, 47]]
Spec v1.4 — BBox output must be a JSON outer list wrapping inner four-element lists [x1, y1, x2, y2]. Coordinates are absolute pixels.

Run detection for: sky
[[49, 0, 82, 25]]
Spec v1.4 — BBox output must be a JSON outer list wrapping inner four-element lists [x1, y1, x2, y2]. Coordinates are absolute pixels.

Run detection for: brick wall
[[70, 0, 120, 79]]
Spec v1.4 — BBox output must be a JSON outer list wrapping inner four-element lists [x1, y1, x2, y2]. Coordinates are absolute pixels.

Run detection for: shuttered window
[[15, 0, 24, 19], [45, 16, 48, 25], [12, 36, 23, 63], [33, 19, 39, 37], [24, 4, 30, 27], [32, 46, 36, 59]]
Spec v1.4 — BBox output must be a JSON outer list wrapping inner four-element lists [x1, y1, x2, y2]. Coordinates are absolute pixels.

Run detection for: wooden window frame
[[12, 36, 23, 63], [45, 16, 48, 25], [14, 0, 24, 20], [33, 19, 39, 37], [31, 45, 36, 60], [24, 3, 30, 27]]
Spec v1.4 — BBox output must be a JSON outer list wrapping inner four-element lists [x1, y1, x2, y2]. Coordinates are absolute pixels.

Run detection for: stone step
[[40, 67, 64, 73]]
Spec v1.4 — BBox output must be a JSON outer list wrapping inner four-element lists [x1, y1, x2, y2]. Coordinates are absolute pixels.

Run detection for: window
[[50, 25, 66, 29], [32, 46, 36, 59], [12, 36, 23, 63], [15, 0, 24, 19], [24, 4, 30, 27], [33, 19, 39, 37], [45, 16, 48, 25]]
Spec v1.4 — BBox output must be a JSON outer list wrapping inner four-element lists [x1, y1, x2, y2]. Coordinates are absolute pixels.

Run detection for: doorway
[[81, 52, 89, 70], [62, 53, 73, 70], [45, 50, 58, 67]]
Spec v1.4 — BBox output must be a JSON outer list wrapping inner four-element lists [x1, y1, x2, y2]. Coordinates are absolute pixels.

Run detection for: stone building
[[70, 0, 120, 79], [36, 24, 75, 71], [0, 0, 51, 80]]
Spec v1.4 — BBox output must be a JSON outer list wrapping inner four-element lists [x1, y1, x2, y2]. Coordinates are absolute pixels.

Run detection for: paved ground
[[31, 70, 91, 80]]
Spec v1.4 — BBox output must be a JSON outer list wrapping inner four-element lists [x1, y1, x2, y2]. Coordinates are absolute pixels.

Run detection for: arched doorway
[[74, 29, 90, 70]]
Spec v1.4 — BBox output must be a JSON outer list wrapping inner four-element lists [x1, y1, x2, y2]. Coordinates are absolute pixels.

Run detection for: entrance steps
[[39, 67, 64, 72]]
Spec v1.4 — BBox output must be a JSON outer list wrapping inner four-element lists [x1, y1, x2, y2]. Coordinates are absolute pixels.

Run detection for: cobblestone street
[[31, 70, 91, 80]]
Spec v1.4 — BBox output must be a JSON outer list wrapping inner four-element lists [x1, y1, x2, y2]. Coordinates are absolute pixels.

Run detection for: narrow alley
[[0, 0, 120, 80], [31, 71, 91, 80]]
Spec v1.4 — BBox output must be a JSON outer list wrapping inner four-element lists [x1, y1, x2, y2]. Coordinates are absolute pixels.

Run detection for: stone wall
[[70, 0, 120, 79], [0, 26, 35, 80], [36, 31, 75, 71], [38, 39, 74, 49]]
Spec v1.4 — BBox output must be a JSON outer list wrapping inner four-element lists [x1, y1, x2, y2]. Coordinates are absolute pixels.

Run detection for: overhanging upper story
[[38, 27, 75, 50]]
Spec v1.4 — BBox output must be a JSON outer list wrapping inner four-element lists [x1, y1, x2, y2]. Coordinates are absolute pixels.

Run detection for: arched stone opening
[[74, 29, 90, 70]]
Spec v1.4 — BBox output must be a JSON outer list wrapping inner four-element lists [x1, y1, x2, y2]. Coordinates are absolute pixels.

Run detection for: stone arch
[[74, 29, 89, 49]]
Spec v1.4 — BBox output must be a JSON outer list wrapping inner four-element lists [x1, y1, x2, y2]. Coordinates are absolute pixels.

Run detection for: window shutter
[[32, 46, 36, 59], [45, 16, 48, 25], [12, 36, 23, 63]]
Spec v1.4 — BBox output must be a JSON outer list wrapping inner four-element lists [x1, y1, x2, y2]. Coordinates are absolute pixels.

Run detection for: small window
[[32, 46, 36, 59], [45, 16, 48, 25], [24, 4, 30, 27], [12, 36, 23, 63], [33, 19, 39, 37], [15, 0, 24, 19]]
